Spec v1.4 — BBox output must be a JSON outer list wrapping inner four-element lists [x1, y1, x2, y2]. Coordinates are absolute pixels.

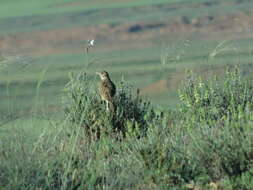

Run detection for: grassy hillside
[[0, 0, 253, 117], [1, 67, 253, 189], [1, 0, 253, 188]]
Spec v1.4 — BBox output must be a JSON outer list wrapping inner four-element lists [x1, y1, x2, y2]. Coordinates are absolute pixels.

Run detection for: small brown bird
[[96, 71, 116, 112]]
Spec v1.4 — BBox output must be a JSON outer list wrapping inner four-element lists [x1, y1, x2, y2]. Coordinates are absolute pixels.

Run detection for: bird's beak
[[96, 72, 101, 78]]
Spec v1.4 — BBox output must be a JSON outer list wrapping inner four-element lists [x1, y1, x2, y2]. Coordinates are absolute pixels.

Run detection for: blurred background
[[1, 0, 253, 118]]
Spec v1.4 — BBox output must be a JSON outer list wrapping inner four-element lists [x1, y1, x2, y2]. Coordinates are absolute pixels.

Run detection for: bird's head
[[96, 71, 110, 80]]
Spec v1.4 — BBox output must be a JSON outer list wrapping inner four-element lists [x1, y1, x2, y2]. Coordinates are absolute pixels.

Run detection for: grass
[[1, 0, 253, 33], [0, 0, 173, 19], [1, 37, 253, 113], [1, 0, 253, 112], [1, 0, 253, 188], [0, 0, 235, 19], [1, 67, 253, 189]]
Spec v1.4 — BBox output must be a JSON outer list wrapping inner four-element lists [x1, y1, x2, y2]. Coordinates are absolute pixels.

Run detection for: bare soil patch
[[0, 9, 253, 57], [140, 79, 167, 95]]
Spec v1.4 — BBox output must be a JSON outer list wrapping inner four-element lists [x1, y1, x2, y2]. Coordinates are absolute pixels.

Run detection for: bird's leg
[[106, 100, 109, 112]]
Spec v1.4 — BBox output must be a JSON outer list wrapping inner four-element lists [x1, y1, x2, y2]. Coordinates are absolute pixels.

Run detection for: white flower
[[88, 39, 95, 46], [86, 39, 95, 53]]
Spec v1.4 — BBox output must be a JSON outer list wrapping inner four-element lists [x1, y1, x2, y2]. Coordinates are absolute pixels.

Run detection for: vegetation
[[1, 0, 253, 112], [1, 67, 253, 189], [179, 67, 253, 125], [63, 71, 155, 140], [1, 0, 253, 189]]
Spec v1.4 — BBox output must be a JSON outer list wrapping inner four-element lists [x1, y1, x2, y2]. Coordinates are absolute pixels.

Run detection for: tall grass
[[63, 71, 156, 140], [1, 67, 253, 189]]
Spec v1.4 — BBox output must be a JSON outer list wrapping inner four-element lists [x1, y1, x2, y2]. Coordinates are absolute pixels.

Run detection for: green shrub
[[178, 67, 253, 125], [187, 123, 253, 180], [174, 66, 253, 186], [63, 72, 110, 140], [3, 67, 253, 189], [63, 71, 155, 139], [135, 117, 253, 188]]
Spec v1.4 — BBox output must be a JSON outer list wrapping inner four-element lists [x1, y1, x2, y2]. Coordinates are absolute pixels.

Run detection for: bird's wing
[[102, 81, 116, 100]]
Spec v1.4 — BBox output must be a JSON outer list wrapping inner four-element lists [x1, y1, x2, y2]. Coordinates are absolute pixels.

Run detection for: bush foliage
[[1, 67, 253, 189], [63, 71, 156, 140], [178, 67, 253, 125]]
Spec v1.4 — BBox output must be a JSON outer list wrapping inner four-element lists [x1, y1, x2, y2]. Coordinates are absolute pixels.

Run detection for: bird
[[96, 71, 116, 113], [86, 39, 95, 53], [88, 39, 95, 46]]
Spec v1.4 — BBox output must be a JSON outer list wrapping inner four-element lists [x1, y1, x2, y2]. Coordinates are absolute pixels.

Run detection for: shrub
[[178, 66, 253, 125], [3, 67, 253, 189], [174, 66, 253, 187], [186, 122, 253, 180], [63, 71, 156, 139]]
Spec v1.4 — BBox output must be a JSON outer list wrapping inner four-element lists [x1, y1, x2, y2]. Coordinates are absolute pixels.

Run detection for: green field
[[1, 0, 253, 189], [1, 0, 253, 114], [0, 0, 253, 119]]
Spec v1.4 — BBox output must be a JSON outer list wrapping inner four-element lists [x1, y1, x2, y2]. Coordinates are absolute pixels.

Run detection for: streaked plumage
[[96, 71, 116, 112]]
